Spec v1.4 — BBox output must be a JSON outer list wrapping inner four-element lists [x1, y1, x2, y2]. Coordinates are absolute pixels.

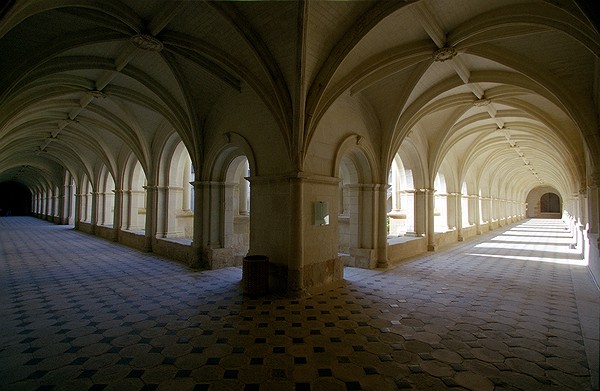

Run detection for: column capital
[[416, 188, 434, 194]]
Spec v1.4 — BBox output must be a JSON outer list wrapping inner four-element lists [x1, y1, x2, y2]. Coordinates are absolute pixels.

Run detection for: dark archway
[[540, 192, 561, 213], [0, 181, 31, 216]]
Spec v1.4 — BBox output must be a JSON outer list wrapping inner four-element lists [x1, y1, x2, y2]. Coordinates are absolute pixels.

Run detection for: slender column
[[588, 172, 599, 235], [446, 193, 459, 230], [49, 191, 55, 220], [588, 174, 600, 266], [155, 186, 168, 238], [98, 191, 106, 225], [74, 193, 83, 229], [404, 190, 416, 235], [489, 197, 494, 229], [191, 180, 205, 268], [289, 176, 304, 295], [426, 188, 436, 251], [480, 196, 487, 225], [62, 183, 72, 224], [122, 190, 132, 229], [239, 176, 250, 215], [57, 184, 65, 224], [413, 189, 427, 237], [47, 191, 51, 218], [143, 185, 158, 252], [496, 198, 501, 225], [112, 189, 123, 241], [472, 194, 481, 234], [377, 184, 389, 268], [456, 192, 463, 241], [90, 192, 99, 234], [182, 166, 191, 211]]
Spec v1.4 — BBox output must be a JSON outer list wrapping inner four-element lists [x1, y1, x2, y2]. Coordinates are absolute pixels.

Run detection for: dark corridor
[[0, 181, 31, 216]]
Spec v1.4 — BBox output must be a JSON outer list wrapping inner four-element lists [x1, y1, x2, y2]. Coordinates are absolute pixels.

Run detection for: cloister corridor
[[1, 216, 597, 391]]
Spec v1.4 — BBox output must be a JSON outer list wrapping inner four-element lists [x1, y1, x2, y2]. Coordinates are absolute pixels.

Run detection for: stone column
[[191, 180, 205, 268], [44, 191, 50, 219], [424, 189, 436, 251], [112, 189, 123, 241], [289, 175, 304, 295], [456, 192, 463, 241], [57, 185, 66, 224], [62, 182, 72, 225], [473, 195, 482, 234], [404, 190, 416, 235], [143, 185, 158, 252], [248, 173, 342, 297], [588, 172, 599, 235], [74, 193, 83, 230], [446, 192, 458, 230], [584, 172, 599, 276], [480, 196, 488, 227], [377, 184, 390, 268], [496, 198, 501, 226], [90, 192, 99, 234], [239, 176, 250, 215], [413, 189, 428, 237], [98, 191, 106, 226], [155, 186, 168, 239]]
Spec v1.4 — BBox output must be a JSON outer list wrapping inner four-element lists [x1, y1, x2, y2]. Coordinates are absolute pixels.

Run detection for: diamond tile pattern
[[0, 217, 598, 390]]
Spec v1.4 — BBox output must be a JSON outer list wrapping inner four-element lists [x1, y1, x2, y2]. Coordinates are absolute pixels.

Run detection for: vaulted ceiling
[[0, 0, 598, 200]]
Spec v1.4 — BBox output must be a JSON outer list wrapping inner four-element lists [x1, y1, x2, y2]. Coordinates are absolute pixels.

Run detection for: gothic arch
[[335, 136, 379, 269]]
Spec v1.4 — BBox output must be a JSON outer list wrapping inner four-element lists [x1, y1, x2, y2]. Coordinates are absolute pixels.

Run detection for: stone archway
[[540, 192, 561, 214], [526, 186, 562, 218]]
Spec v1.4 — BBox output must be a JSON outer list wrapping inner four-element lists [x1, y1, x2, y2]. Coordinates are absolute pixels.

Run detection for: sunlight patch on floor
[[470, 219, 586, 265]]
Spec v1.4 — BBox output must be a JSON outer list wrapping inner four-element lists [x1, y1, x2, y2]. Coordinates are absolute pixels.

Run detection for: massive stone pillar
[[248, 173, 343, 297]]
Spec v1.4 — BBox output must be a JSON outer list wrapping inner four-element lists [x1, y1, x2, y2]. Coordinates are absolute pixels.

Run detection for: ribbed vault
[[0, 0, 599, 291]]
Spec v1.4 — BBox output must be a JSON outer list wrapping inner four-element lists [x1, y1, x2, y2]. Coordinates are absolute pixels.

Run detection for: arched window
[[540, 193, 560, 213], [434, 174, 449, 232], [461, 182, 469, 227], [387, 155, 414, 237]]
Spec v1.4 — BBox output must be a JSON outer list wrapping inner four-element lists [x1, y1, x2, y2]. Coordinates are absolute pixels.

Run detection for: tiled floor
[[0, 217, 598, 391]]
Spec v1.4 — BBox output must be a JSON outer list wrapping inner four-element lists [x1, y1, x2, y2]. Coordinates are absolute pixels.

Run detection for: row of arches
[[31, 131, 563, 281], [31, 138, 252, 268], [3, 0, 596, 296]]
